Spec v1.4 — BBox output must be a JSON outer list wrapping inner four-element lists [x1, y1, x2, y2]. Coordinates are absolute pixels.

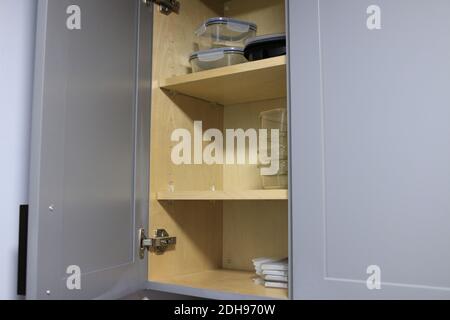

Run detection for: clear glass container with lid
[[189, 47, 247, 72], [195, 17, 257, 50]]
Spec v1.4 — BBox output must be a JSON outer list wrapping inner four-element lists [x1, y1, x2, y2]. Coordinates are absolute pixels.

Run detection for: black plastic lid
[[245, 33, 286, 47]]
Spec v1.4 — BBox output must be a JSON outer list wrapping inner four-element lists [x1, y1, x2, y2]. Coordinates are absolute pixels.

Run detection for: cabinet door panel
[[27, 0, 152, 299], [290, 0, 450, 299]]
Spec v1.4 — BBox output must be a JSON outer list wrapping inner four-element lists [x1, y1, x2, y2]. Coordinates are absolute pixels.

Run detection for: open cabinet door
[[290, 0, 450, 299], [27, 0, 152, 299]]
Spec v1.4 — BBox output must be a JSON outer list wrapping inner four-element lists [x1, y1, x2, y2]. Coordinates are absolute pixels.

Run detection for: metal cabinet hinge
[[142, 0, 180, 15], [139, 228, 177, 258]]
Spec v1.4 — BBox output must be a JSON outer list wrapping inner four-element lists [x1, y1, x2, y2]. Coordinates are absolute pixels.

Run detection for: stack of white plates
[[252, 257, 288, 289]]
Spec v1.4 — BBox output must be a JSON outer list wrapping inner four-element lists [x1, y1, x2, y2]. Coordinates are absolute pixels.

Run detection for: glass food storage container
[[259, 160, 288, 190], [259, 108, 288, 133], [259, 109, 288, 189], [189, 47, 247, 72], [258, 139, 288, 161], [195, 17, 257, 50]]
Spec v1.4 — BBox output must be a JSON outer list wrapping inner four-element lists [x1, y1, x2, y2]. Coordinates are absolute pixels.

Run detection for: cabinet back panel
[[224, 0, 286, 35], [223, 99, 287, 190], [221, 0, 288, 272], [223, 201, 288, 271], [222, 99, 288, 271]]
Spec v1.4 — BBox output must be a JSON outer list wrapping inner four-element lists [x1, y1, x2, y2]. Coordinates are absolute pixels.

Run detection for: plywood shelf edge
[[157, 190, 288, 201]]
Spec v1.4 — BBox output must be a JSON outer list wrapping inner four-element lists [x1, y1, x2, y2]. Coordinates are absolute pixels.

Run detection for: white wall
[[0, 0, 36, 299]]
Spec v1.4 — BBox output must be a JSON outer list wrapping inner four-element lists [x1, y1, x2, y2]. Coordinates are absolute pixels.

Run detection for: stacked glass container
[[258, 109, 288, 189], [189, 17, 257, 72]]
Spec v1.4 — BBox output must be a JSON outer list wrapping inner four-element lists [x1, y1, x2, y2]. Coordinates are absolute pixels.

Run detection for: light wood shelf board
[[155, 269, 288, 300], [159, 56, 287, 105], [157, 190, 288, 201]]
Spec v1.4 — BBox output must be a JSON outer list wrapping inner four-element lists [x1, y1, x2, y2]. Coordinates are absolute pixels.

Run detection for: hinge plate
[[139, 228, 177, 258], [142, 0, 180, 15]]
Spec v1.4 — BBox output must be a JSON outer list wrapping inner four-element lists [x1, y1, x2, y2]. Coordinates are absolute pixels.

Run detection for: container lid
[[196, 17, 257, 41], [189, 47, 245, 61], [203, 17, 257, 31], [260, 108, 288, 124], [245, 33, 286, 47]]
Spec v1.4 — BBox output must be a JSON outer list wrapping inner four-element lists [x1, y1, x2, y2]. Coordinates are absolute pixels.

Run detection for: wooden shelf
[[154, 269, 288, 300], [159, 56, 287, 105], [157, 190, 288, 201]]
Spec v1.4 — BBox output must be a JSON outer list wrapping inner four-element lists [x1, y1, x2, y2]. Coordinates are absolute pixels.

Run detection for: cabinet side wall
[[149, 1, 224, 281]]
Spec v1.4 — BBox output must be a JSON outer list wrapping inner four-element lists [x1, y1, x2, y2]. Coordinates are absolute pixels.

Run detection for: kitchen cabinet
[[27, 0, 450, 300], [27, 0, 289, 300]]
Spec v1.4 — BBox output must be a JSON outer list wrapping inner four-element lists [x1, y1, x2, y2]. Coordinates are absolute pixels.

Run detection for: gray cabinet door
[[27, 0, 152, 299], [289, 0, 450, 299]]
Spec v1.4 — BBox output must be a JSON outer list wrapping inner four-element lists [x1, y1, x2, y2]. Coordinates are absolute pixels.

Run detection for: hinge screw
[[49, 205, 55, 212]]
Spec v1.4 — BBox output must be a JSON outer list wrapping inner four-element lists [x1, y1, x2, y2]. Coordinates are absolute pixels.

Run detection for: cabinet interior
[[149, 0, 288, 299]]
